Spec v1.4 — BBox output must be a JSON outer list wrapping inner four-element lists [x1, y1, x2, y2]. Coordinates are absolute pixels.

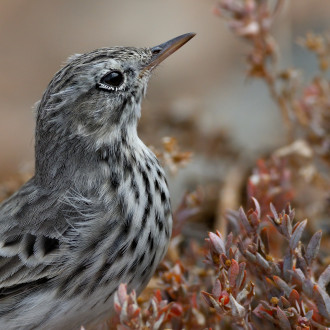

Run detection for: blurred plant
[[151, 137, 192, 175], [297, 32, 330, 73], [214, 0, 330, 166], [214, 0, 329, 234], [290, 76, 330, 163], [214, 0, 288, 121], [171, 188, 204, 237], [247, 157, 294, 218]]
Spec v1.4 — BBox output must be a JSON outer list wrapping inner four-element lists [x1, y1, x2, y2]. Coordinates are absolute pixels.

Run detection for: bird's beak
[[141, 33, 196, 73]]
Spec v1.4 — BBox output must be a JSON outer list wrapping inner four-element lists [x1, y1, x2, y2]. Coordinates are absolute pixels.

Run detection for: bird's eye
[[98, 71, 124, 91], [101, 71, 124, 87]]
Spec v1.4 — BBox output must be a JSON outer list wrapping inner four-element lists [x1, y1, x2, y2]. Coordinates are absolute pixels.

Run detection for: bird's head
[[35, 33, 195, 148], [33, 33, 195, 184]]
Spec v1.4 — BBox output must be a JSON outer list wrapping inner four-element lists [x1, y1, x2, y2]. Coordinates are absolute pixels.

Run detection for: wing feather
[[0, 179, 68, 295]]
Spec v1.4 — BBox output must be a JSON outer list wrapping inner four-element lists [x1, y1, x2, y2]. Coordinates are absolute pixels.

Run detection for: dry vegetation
[[107, 0, 330, 328]]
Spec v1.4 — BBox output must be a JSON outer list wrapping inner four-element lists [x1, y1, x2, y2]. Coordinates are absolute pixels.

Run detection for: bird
[[0, 32, 195, 329]]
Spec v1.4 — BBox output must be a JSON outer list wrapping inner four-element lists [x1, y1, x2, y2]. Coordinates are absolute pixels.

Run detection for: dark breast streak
[[60, 142, 172, 306]]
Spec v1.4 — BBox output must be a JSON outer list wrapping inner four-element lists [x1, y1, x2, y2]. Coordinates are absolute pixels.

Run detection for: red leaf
[[288, 289, 300, 306], [229, 259, 240, 287], [276, 306, 291, 330], [290, 219, 307, 250], [318, 265, 330, 289], [251, 197, 261, 217], [305, 230, 322, 265], [154, 290, 162, 304], [209, 231, 225, 254], [170, 303, 183, 317], [219, 291, 230, 305]]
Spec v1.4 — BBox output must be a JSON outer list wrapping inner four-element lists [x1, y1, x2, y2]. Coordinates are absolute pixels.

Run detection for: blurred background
[[0, 0, 329, 207]]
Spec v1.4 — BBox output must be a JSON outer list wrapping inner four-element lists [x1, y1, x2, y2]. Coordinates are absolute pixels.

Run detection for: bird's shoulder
[[0, 177, 105, 296], [0, 178, 69, 237], [0, 179, 69, 294]]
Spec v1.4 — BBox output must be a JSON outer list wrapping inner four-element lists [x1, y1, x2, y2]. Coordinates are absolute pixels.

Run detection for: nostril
[[152, 48, 162, 55]]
